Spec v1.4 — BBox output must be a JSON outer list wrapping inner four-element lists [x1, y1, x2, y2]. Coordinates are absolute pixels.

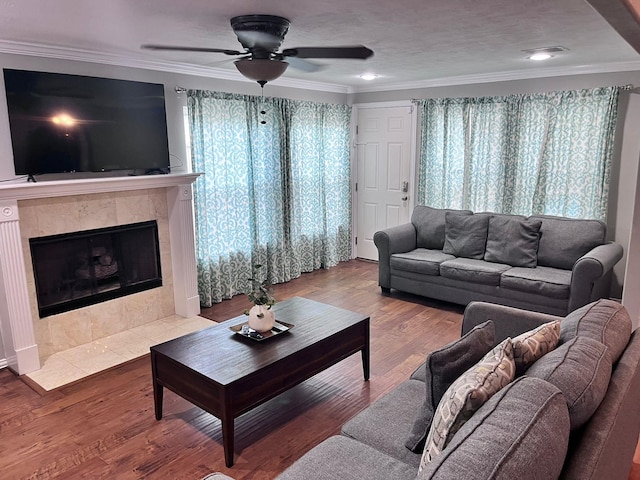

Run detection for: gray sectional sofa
[[277, 299, 640, 480], [374, 206, 623, 316]]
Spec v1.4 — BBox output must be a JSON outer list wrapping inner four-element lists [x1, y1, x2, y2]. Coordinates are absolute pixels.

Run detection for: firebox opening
[[29, 220, 162, 318]]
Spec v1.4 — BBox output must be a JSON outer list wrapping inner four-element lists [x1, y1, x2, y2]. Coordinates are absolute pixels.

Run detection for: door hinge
[[356, 125, 359, 135], [355, 237, 358, 245], [355, 182, 358, 192]]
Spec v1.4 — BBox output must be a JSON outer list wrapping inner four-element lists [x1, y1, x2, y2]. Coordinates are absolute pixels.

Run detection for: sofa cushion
[[341, 379, 424, 467], [530, 215, 606, 270], [511, 320, 561, 375], [417, 377, 570, 480], [412, 206, 473, 250], [442, 213, 489, 260], [526, 336, 612, 430], [390, 249, 455, 276], [421, 338, 515, 465], [405, 320, 496, 452], [484, 216, 542, 267], [500, 266, 571, 299], [276, 435, 418, 480], [561, 329, 640, 480], [560, 299, 632, 364], [440, 258, 511, 286]]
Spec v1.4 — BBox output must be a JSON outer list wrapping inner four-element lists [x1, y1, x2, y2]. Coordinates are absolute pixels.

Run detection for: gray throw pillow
[[405, 320, 495, 452], [443, 213, 490, 259], [411, 206, 473, 250], [484, 216, 542, 267]]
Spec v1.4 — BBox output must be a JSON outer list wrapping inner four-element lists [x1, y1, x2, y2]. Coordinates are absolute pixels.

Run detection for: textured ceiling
[[0, 0, 639, 90]]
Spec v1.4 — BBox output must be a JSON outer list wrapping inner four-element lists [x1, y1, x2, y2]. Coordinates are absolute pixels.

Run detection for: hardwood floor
[[0, 259, 638, 479]]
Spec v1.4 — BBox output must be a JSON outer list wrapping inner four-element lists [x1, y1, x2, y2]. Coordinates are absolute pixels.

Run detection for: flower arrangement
[[244, 264, 276, 318]]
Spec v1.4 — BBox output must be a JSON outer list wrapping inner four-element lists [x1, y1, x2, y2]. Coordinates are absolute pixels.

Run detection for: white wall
[[622, 102, 640, 328], [351, 72, 640, 299]]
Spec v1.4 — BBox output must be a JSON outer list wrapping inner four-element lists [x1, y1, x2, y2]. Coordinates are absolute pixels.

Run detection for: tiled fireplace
[[0, 173, 201, 375]]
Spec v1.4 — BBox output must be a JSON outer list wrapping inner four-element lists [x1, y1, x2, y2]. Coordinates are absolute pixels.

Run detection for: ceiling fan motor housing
[[230, 15, 291, 56]]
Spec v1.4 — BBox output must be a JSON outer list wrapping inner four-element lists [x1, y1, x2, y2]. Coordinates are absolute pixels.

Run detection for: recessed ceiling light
[[359, 73, 378, 80], [529, 52, 553, 61], [522, 46, 568, 61]]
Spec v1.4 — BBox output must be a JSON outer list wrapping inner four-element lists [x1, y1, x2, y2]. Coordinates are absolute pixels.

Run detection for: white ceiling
[[0, 0, 639, 92]]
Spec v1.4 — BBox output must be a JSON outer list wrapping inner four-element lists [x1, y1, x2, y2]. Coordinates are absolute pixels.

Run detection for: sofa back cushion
[[442, 213, 489, 259], [417, 377, 570, 480], [561, 329, 640, 480], [484, 216, 542, 267], [529, 215, 606, 270], [560, 299, 632, 364], [526, 336, 612, 430], [412, 206, 473, 250]]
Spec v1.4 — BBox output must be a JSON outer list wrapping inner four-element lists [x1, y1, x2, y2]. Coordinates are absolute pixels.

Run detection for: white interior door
[[356, 105, 415, 260]]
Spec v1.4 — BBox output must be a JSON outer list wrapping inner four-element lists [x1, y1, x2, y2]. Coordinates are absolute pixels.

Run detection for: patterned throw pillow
[[511, 320, 561, 376], [419, 338, 516, 470]]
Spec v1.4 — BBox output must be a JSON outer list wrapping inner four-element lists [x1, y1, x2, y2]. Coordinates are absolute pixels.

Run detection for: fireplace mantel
[[0, 172, 202, 375], [0, 173, 202, 201]]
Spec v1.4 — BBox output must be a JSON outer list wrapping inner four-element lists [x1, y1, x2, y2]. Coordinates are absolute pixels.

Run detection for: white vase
[[247, 305, 276, 333]]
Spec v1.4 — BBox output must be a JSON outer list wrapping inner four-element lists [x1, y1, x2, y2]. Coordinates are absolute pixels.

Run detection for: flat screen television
[[3, 69, 170, 177]]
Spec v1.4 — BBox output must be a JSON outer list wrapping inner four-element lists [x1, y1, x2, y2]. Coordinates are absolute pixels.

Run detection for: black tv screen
[[3, 69, 170, 176]]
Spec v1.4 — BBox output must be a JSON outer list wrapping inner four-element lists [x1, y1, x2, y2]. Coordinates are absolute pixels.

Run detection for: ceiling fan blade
[[282, 46, 373, 59], [141, 44, 243, 56], [286, 57, 325, 73]]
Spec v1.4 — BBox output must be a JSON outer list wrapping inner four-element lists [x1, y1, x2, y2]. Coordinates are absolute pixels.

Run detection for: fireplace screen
[[29, 220, 162, 318]]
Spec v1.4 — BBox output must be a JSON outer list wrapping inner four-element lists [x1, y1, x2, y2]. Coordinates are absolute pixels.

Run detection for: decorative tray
[[229, 320, 294, 342]]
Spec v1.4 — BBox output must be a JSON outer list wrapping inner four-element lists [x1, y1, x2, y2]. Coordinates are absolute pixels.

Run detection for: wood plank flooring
[[0, 259, 638, 479]]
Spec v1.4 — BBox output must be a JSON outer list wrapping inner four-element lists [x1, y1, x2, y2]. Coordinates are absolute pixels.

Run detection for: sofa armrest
[[568, 242, 623, 312], [373, 223, 417, 289], [462, 301, 561, 345]]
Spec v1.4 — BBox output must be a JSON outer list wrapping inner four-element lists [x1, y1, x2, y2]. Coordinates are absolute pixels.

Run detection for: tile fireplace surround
[[0, 173, 201, 376]]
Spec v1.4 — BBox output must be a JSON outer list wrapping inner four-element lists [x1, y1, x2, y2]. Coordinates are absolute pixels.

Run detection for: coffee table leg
[[153, 380, 164, 420], [362, 321, 370, 380], [361, 346, 370, 381], [222, 413, 235, 467]]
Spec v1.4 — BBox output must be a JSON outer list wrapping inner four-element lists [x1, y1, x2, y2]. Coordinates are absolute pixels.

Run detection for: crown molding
[[348, 60, 640, 93], [0, 40, 350, 94], [1, 39, 639, 97]]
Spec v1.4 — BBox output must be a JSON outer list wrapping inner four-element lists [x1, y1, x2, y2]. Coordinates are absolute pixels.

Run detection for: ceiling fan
[[142, 14, 374, 87]]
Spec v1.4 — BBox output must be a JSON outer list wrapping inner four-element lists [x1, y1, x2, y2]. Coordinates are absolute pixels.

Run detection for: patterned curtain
[[187, 90, 352, 306], [416, 87, 620, 220]]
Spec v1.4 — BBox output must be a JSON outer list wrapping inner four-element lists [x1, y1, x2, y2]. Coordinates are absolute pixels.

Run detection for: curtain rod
[[409, 84, 635, 102], [175, 86, 187, 94]]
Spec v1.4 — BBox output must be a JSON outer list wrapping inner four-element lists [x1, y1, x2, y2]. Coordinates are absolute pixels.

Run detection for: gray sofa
[[277, 299, 640, 480], [374, 206, 623, 316]]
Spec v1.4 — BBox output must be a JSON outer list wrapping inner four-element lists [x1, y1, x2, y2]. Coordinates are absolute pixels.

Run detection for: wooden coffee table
[[150, 296, 370, 467]]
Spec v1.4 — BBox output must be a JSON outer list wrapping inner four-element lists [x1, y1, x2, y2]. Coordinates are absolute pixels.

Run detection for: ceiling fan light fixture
[[234, 59, 289, 85], [523, 46, 568, 61], [528, 52, 553, 61]]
